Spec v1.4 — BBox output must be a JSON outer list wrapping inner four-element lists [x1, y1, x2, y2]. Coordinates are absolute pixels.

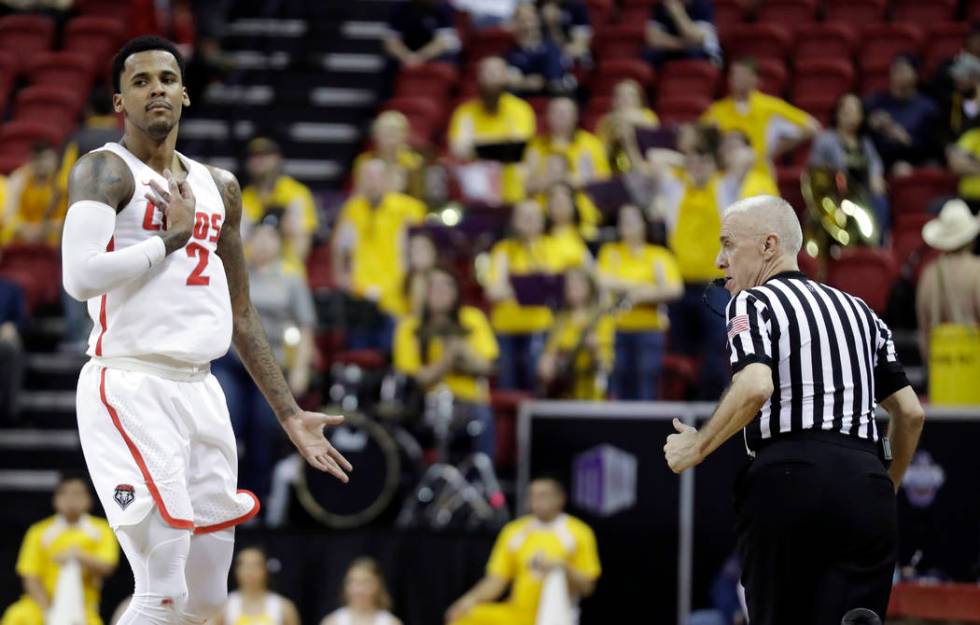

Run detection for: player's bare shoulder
[[205, 164, 243, 222], [67, 150, 135, 210]]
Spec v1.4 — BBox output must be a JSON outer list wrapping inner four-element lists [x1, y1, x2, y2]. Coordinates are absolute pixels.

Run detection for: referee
[[664, 196, 925, 625]]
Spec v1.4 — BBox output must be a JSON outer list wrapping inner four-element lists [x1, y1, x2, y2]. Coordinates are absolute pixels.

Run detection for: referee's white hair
[[725, 195, 803, 256]]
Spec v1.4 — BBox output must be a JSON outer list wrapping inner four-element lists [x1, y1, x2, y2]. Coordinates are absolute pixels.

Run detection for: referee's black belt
[[752, 429, 881, 459]]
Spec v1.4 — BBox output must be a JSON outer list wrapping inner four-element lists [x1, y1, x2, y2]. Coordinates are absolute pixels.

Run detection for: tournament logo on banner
[[572, 444, 637, 517], [901, 450, 946, 508]]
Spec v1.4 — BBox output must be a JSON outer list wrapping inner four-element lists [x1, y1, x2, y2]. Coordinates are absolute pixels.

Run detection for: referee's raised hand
[[664, 418, 702, 473]]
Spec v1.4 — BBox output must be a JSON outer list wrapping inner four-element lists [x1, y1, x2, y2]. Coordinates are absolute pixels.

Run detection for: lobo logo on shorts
[[113, 484, 135, 510]]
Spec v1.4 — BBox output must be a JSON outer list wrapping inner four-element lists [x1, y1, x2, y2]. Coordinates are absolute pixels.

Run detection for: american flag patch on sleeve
[[727, 314, 750, 340]]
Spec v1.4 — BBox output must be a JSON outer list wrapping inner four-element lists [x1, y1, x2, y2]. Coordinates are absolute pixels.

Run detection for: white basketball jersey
[[84, 142, 232, 365]]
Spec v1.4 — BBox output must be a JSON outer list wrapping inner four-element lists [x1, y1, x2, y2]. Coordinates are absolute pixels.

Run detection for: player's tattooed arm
[[67, 150, 135, 211], [209, 165, 300, 421]]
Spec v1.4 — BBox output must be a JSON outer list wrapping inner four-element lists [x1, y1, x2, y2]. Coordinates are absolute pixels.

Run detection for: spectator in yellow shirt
[[597, 79, 661, 175], [650, 125, 738, 399], [352, 111, 425, 198], [1, 142, 68, 246], [484, 200, 569, 390], [333, 159, 426, 351], [446, 476, 600, 625], [394, 266, 499, 458], [392, 229, 439, 318], [241, 137, 319, 272], [719, 130, 780, 200], [544, 182, 592, 269], [2, 474, 118, 625], [449, 57, 537, 204], [525, 97, 611, 235], [701, 57, 819, 184], [597, 204, 683, 400], [946, 125, 980, 211], [538, 267, 615, 400]]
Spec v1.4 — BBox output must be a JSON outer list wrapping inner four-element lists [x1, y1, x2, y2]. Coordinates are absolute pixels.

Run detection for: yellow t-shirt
[[659, 169, 729, 284], [549, 225, 591, 270], [956, 128, 980, 199], [449, 94, 537, 203], [738, 167, 780, 199], [487, 514, 601, 613], [544, 309, 616, 400], [526, 130, 610, 233], [242, 175, 318, 272], [0, 165, 67, 245], [394, 306, 499, 403], [596, 242, 682, 331], [486, 237, 566, 334], [13, 515, 118, 624], [702, 91, 812, 178], [336, 192, 426, 314]]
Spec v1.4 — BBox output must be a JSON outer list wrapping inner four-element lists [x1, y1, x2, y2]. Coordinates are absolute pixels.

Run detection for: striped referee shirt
[[725, 271, 910, 454]]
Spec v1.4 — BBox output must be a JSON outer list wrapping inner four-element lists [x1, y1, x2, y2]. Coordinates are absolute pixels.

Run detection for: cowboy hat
[[922, 198, 980, 251]]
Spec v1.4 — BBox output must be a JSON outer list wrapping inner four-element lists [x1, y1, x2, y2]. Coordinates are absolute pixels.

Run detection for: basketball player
[[61, 36, 352, 624]]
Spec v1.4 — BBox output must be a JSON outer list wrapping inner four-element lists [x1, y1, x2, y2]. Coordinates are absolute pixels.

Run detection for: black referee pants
[[734, 433, 898, 625]]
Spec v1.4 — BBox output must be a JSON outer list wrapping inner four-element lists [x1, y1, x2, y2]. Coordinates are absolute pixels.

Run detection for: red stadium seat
[[581, 96, 612, 132], [305, 243, 334, 291], [467, 27, 515, 63], [924, 23, 971, 78], [969, 0, 980, 23], [791, 59, 855, 103], [794, 94, 837, 126], [659, 60, 720, 101], [824, 0, 886, 29], [797, 250, 820, 280], [860, 66, 891, 98], [0, 244, 61, 312], [0, 122, 68, 174], [590, 59, 655, 99], [395, 63, 458, 100], [794, 23, 857, 64], [826, 248, 897, 314], [64, 16, 126, 71], [13, 86, 83, 137], [585, 0, 613, 30], [657, 95, 711, 123], [381, 97, 444, 146], [723, 23, 792, 62], [892, 0, 956, 24], [593, 23, 646, 60], [0, 14, 54, 75], [890, 213, 936, 280], [660, 354, 697, 401], [713, 0, 748, 38], [755, 58, 787, 97], [27, 52, 95, 94], [859, 23, 924, 74], [888, 168, 959, 216], [777, 166, 805, 219], [755, 0, 817, 26]]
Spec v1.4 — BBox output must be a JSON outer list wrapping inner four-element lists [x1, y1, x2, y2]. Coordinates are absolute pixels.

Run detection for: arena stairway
[[177, 0, 402, 194]]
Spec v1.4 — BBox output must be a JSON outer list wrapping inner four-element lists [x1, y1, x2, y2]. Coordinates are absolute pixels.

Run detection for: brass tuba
[[801, 167, 879, 256]]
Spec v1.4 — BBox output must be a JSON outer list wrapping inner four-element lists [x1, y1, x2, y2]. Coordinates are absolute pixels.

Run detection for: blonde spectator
[[537, 267, 614, 400], [1, 475, 118, 625], [214, 547, 300, 625], [353, 111, 424, 197], [597, 79, 660, 174], [485, 200, 569, 390], [333, 159, 426, 350], [525, 98, 610, 234], [448, 57, 537, 204], [321, 558, 402, 625], [597, 204, 682, 400], [241, 137, 318, 271], [702, 57, 819, 185], [1, 142, 68, 246]]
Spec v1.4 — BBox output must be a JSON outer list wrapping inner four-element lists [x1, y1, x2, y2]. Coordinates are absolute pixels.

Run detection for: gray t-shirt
[[248, 261, 316, 365]]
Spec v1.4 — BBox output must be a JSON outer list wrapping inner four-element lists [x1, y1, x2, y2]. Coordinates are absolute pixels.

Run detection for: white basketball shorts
[[76, 360, 260, 533]]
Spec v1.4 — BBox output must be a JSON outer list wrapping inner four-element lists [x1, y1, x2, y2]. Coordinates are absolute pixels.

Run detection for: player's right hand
[[146, 168, 196, 254]]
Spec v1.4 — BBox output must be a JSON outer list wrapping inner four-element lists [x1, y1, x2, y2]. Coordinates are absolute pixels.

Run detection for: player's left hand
[[283, 411, 353, 482], [664, 418, 703, 474]]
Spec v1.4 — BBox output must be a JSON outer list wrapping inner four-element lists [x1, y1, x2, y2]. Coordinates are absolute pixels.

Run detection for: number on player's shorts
[[186, 242, 210, 286]]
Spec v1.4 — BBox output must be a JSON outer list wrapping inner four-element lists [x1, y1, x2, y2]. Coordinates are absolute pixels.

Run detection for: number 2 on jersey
[[186, 242, 210, 286]]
